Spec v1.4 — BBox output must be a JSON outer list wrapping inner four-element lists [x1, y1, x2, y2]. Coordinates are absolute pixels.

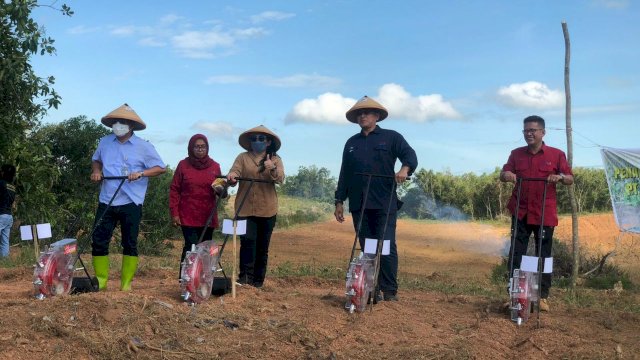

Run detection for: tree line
[[399, 168, 611, 221], [282, 166, 613, 221]]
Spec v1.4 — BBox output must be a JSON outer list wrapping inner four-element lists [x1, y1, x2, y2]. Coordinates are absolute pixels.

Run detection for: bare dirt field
[[0, 213, 638, 359]]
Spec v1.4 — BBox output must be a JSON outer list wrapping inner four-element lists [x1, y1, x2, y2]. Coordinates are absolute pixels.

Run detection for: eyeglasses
[[250, 135, 267, 142], [355, 110, 377, 117], [193, 145, 207, 150], [522, 128, 544, 134]]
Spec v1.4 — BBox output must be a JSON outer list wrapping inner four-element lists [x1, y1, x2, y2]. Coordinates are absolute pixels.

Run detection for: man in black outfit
[[334, 96, 418, 302]]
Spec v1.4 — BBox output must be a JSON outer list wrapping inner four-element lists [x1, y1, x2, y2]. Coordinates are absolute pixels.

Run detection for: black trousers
[[508, 216, 554, 298], [351, 209, 398, 295], [179, 226, 214, 279], [92, 202, 142, 256], [238, 215, 276, 286]]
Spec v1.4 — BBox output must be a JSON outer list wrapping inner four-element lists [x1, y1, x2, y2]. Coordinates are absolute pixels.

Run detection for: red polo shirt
[[502, 143, 572, 226]]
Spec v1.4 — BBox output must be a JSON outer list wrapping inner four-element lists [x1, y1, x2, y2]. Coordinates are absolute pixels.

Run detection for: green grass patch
[[0, 244, 38, 268], [270, 260, 344, 280], [558, 288, 640, 313], [223, 194, 333, 229], [276, 195, 333, 228]]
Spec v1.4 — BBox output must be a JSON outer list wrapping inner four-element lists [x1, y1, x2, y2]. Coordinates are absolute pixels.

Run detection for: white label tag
[[20, 226, 33, 241], [364, 238, 390, 255], [521, 256, 553, 273], [36, 223, 52, 239], [222, 219, 247, 235]]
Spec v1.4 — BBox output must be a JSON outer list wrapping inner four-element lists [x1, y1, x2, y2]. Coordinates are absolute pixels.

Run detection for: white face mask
[[112, 122, 130, 137]]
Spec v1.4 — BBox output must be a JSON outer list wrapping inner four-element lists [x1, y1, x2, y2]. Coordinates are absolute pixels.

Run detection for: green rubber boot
[[92, 256, 110, 290], [120, 255, 139, 291]]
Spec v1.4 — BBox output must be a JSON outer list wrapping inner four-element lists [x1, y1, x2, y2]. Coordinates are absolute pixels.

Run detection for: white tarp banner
[[601, 147, 640, 233]]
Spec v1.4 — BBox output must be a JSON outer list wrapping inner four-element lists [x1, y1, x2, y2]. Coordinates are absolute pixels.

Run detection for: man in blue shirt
[[90, 103, 166, 291], [334, 96, 418, 302]]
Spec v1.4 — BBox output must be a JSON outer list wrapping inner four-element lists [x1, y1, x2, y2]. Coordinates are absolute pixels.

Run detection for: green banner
[[601, 147, 640, 233]]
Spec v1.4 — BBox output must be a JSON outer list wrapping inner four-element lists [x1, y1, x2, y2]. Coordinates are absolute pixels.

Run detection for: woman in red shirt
[[170, 134, 224, 277]]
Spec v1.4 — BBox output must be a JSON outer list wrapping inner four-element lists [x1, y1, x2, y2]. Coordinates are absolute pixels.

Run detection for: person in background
[[0, 164, 17, 258], [334, 96, 418, 302], [500, 115, 573, 312], [226, 125, 284, 288], [170, 134, 226, 278], [90, 103, 166, 291]]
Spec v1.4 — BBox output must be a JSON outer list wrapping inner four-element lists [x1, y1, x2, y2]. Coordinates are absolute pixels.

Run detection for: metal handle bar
[[102, 176, 129, 180], [216, 175, 274, 183], [355, 172, 411, 180]]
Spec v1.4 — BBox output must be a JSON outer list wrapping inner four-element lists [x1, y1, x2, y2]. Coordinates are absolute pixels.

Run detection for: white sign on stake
[[36, 223, 52, 239], [364, 238, 390, 255], [222, 219, 247, 235], [520, 256, 553, 273], [20, 226, 33, 241]]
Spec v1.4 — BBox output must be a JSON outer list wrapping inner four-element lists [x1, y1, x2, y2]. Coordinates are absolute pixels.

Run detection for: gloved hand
[[212, 178, 228, 197]]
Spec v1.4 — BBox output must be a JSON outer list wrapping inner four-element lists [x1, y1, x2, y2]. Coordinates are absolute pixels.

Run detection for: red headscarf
[[186, 134, 214, 170]]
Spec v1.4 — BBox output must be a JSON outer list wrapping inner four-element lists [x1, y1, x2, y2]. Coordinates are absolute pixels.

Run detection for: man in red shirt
[[500, 115, 573, 311]]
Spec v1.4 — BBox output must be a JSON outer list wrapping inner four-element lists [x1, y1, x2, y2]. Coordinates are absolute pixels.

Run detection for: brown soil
[[0, 213, 638, 359]]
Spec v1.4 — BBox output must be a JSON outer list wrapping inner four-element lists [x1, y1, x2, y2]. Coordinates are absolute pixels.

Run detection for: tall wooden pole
[[562, 22, 580, 288], [232, 220, 237, 298]]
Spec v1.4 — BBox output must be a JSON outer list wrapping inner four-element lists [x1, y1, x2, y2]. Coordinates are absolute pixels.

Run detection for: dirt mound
[[1, 215, 638, 359]]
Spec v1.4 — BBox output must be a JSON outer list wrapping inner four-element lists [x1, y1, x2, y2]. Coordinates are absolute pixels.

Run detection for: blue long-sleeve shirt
[[335, 125, 418, 212]]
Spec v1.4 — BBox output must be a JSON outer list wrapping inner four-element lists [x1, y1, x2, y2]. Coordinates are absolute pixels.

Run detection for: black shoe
[[383, 293, 398, 302], [252, 282, 264, 288]]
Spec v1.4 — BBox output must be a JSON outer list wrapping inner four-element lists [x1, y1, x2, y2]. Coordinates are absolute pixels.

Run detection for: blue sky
[[32, 0, 639, 178]]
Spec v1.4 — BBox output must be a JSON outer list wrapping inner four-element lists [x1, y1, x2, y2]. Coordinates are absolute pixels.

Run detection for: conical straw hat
[[238, 125, 281, 152], [101, 103, 147, 131], [345, 96, 388, 123]]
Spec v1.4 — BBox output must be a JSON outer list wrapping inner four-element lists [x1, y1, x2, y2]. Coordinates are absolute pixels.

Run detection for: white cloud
[[285, 93, 356, 124], [171, 27, 266, 59], [173, 30, 233, 49], [107, 15, 269, 59], [378, 83, 461, 122], [205, 73, 341, 88], [67, 25, 100, 35], [496, 81, 564, 109], [139, 37, 166, 47], [250, 11, 295, 24], [110, 25, 138, 36], [233, 27, 269, 38], [285, 84, 461, 125], [191, 121, 237, 139]]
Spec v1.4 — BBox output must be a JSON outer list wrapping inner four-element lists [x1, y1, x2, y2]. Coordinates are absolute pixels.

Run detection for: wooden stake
[[232, 220, 237, 298], [32, 225, 39, 259]]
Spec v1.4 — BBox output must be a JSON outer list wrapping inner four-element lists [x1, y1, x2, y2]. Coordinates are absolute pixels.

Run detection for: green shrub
[[275, 195, 333, 228]]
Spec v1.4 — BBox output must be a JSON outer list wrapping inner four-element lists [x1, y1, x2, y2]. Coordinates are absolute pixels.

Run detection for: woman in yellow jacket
[[226, 125, 284, 288]]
